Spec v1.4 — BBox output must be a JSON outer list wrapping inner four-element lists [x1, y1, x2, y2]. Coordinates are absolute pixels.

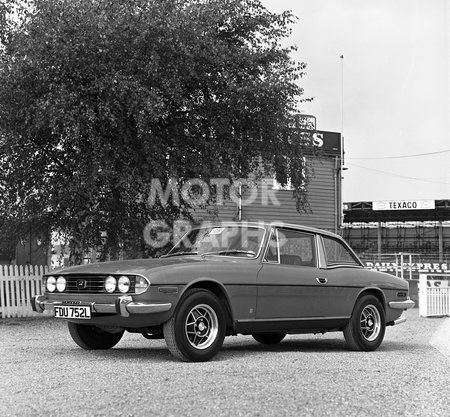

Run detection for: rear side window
[[322, 236, 360, 267]]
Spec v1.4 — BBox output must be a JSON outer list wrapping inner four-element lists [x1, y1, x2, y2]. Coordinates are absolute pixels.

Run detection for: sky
[[262, 0, 450, 203]]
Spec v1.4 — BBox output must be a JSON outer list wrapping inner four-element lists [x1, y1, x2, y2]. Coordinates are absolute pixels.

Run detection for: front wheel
[[68, 322, 124, 350], [163, 289, 226, 362], [343, 295, 386, 351], [252, 333, 286, 345]]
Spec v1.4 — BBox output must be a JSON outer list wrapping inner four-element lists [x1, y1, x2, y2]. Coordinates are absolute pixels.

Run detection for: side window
[[264, 230, 279, 262], [264, 228, 316, 267], [322, 236, 359, 267]]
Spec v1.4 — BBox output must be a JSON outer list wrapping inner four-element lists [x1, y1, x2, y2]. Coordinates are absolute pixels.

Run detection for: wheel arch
[[354, 287, 387, 312], [181, 279, 235, 332]]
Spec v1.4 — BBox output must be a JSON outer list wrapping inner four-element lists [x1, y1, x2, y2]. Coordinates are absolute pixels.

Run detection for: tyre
[[343, 295, 386, 351], [252, 333, 286, 345], [163, 289, 226, 362], [68, 322, 124, 350]]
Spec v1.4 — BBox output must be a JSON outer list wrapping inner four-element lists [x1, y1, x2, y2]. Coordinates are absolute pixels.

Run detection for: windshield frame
[[165, 224, 268, 260]]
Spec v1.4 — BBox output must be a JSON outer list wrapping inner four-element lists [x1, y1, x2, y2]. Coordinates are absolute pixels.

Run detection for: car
[[32, 221, 414, 361]]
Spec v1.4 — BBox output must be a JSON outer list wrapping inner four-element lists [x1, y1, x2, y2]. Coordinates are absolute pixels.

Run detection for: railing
[[418, 273, 450, 317], [0, 265, 49, 319]]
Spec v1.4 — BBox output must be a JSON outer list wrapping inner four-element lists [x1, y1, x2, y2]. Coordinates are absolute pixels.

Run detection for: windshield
[[165, 226, 266, 258]]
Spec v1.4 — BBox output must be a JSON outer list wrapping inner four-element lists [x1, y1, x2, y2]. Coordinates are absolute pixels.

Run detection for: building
[[192, 130, 344, 233], [343, 200, 450, 260]]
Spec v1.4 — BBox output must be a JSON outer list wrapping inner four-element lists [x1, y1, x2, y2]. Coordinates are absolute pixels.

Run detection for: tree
[[0, 0, 315, 263]]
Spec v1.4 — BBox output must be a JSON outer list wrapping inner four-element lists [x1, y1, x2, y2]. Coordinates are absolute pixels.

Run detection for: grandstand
[[343, 200, 450, 278]]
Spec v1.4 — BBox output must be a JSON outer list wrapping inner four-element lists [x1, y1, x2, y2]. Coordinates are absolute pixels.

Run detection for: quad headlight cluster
[[44, 274, 149, 294]]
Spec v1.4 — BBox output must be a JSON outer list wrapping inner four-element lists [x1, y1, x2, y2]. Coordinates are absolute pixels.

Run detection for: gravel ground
[[0, 309, 449, 417]]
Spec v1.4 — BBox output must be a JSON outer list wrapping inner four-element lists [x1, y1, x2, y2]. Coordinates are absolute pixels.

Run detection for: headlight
[[135, 276, 149, 294], [105, 276, 116, 293], [118, 276, 130, 293], [46, 276, 56, 292], [56, 276, 66, 292]]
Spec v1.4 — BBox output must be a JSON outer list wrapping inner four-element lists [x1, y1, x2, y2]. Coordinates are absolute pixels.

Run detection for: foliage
[[0, 0, 315, 262]]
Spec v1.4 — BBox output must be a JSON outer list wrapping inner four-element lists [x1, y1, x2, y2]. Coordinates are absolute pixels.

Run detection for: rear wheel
[[252, 333, 286, 345], [343, 295, 385, 351], [68, 322, 124, 350], [163, 289, 226, 362]]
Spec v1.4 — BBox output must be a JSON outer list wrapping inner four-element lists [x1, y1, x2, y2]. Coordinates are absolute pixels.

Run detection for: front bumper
[[31, 295, 172, 318]]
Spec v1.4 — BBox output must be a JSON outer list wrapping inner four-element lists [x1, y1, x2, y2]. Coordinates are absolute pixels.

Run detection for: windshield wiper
[[161, 251, 199, 258], [202, 250, 256, 257]]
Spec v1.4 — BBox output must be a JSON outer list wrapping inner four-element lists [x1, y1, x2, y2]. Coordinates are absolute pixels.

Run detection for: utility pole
[[339, 55, 346, 230]]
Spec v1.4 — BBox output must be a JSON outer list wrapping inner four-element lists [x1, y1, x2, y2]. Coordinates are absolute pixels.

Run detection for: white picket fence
[[419, 273, 450, 317], [0, 265, 50, 319]]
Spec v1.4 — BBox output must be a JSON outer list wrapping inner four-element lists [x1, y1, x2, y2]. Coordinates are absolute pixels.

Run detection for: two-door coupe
[[32, 222, 414, 361]]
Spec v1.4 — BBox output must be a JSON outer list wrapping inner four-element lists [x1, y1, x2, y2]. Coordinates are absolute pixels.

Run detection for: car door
[[256, 227, 330, 319], [319, 234, 366, 317]]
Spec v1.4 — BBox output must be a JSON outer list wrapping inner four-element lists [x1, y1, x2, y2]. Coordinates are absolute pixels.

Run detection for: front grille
[[47, 274, 136, 294]]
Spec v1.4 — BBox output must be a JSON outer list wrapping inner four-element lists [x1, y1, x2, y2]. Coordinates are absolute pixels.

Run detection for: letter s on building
[[313, 133, 324, 148]]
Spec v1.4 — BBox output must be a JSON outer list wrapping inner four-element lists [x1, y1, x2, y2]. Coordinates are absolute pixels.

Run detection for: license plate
[[54, 305, 91, 319]]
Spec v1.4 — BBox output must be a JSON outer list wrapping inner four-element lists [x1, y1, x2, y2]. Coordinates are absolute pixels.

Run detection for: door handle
[[316, 277, 328, 284]]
